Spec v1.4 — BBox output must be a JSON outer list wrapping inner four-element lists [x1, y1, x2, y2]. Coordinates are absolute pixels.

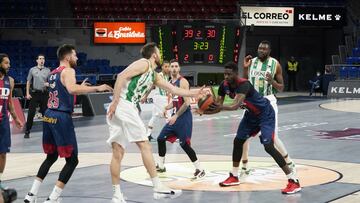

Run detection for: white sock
[[147, 127, 153, 137], [29, 179, 42, 195], [0, 172, 2, 181], [193, 160, 202, 170], [151, 176, 161, 189], [49, 185, 62, 200], [158, 156, 165, 168], [112, 184, 122, 197], [286, 171, 298, 181], [242, 160, 248, 170], [232, 167, 239, 176], [284, 155, 293, 164]]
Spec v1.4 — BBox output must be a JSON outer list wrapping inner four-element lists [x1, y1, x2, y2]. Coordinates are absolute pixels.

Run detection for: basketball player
[[0, 54, 24, 188], [24, 44, 113, 203], [156, 59, 205, 180], [241, 40, 296, 179], [107, 43, 205, 202], [141, 61, 171, 142], [211, 62, 300, 194]]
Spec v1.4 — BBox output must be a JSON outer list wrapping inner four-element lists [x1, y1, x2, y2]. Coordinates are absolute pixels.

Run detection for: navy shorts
[[158, 110, 192, 146], [0, 117, 11, 153], [42, 109, 77, 158], [236, 106, 275, 145]]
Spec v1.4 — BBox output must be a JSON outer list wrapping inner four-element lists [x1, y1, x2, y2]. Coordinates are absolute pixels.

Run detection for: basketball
[[198, 94, 215, 111]]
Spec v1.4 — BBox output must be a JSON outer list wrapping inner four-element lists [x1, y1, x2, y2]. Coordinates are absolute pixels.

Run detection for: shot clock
[[152, 23, 242, 65]]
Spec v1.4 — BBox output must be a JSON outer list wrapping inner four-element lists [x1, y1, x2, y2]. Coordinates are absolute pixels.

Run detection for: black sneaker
[[148, 135, 156, 143], [2, 188, 17, 203], [156, 164, 166, 173], [192, 169, 205, 180], [24, 131, 30, 139]]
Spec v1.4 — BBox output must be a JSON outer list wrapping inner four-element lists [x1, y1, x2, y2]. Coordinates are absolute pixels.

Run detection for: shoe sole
[[219, 182, 240, 187], [282, 187, 302, 194], [191, 173, 206, 181], [153, 190, 182, 199]]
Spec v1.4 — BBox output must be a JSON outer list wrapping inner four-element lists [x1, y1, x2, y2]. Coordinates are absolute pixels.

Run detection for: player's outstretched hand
[[244, 55, 252, 68], [96, 84, 113, 92]]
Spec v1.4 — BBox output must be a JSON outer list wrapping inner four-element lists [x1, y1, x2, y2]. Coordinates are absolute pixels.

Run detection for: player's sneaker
[[43, 197, 61, 203], [239, 168, 251, 180], [111, 194, 126, 203], [156, 164, 166, 173], [219, 173, 240, 187], [2, 188, 17, 203], [281, 179, 301, 194], [148, 135, 156, 143], [192, 169, 205, 180], [153, 184, 182, 199], [24, 192, 37, 203]]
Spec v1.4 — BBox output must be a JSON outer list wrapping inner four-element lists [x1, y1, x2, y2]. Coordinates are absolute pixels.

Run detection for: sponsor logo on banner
[[94, 22, 146, 44], [241, 6, 294, 27], [294, 7, 346, 27], [327, 81, 360, 98]]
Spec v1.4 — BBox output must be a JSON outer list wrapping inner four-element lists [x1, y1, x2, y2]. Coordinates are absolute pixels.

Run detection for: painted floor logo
[[314, 128, 360, 141], [121, 161, 340, 192]]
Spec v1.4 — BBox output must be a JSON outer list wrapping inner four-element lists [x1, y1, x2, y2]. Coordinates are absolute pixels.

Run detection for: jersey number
[[48, 91, 59, 109]]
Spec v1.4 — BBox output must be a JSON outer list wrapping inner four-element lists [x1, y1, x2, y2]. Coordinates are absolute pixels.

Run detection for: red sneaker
[[219, 173, 240, 187], [281, 179, 301, 194]]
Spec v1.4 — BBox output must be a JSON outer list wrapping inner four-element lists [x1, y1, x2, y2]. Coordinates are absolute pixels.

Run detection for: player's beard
[[0, 66, 8, 75], [69, 59, 77, 69], [155, 58, 161, 67], [257, 51, 268, 61]]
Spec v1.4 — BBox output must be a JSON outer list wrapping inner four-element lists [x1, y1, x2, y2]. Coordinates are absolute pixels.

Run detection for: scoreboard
[[152, 23, 242, 65]]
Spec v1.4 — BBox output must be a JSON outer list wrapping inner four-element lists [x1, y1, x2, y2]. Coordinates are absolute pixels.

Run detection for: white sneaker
[[24, 192, 37, 203], [153, 184, 182, 199], [192, 169, 206, 180], [111, 194, 126, 203], [239, 168, 252, 181], [43, 198, 61, 203]]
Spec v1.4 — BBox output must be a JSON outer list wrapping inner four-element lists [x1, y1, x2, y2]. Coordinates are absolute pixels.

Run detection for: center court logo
[[121, 161, 340, 191]]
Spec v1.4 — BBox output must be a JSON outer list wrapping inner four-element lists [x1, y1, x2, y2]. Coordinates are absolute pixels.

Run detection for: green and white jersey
[[249, 56, 278, 96], [154, 72, 169, 96], [120, 59, 156, 105]]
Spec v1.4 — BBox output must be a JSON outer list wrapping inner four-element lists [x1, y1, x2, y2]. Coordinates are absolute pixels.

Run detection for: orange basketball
[[198, 94, 214, 111]]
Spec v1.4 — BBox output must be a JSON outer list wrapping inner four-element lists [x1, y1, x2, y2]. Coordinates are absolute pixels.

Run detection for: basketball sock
[[147, 126, 153, 137], [29, 179, 42, 195], [158, 156, 165, 168], [49, 185, 62, 200], [286, 171, 298, 182], [242, 160, 248, 170], [193, 160, 202, 170], [0, 172, 2, 181], [112, 184, 122, 198], [151, 176, 161, 189], [232, 167, 239, 176], [284, 154, 293, 164]]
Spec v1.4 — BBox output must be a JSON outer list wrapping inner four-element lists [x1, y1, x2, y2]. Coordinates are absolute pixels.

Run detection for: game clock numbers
[[152, 23, 242, 65]]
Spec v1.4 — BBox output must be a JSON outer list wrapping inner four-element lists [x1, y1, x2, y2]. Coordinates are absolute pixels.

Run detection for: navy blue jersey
[[218, 77, 271, 116], [47, 66, 74, 113], [0, 76, 10, 122], [171, 76, 190, 114]]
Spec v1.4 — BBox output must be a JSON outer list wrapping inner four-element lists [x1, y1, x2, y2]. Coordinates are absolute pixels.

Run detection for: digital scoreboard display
[[152, 23, 242, 65]]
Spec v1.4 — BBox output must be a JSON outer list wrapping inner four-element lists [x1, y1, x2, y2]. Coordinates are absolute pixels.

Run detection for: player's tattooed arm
[[155, 74, 205, 98]]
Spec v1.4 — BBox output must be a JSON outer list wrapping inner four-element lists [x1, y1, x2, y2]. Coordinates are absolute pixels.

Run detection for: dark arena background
[[0, 0, 360, 202]]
